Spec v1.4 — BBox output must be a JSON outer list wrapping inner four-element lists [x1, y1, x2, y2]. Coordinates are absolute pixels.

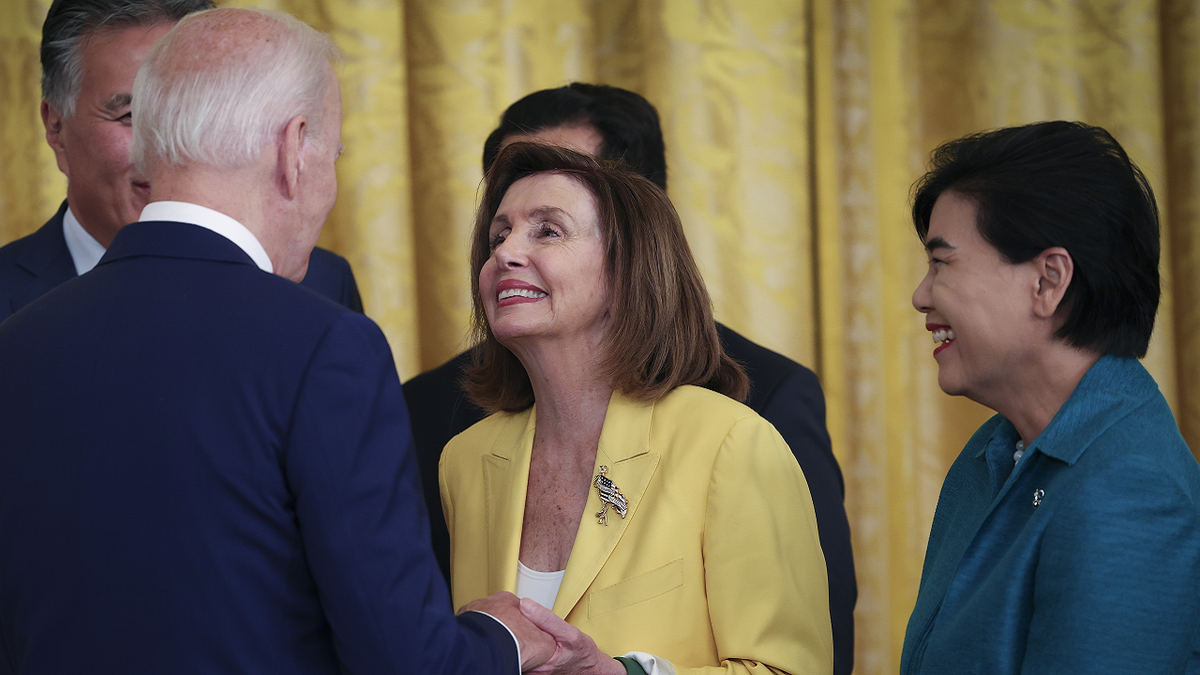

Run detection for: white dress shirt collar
[[139, 201, 273, 274], [62, 205, 108, 275]]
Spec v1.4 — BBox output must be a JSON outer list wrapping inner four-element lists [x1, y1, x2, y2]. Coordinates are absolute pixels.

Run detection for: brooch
[[1032, 488, 1045, 508], [592, 465, 628, 525]]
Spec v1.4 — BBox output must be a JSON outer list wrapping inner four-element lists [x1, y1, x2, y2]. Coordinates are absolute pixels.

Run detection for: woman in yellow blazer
[[441, 142, 832, 675]]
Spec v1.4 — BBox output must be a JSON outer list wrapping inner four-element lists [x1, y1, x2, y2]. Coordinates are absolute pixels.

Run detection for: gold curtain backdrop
[[1, 0, 1197, 672]]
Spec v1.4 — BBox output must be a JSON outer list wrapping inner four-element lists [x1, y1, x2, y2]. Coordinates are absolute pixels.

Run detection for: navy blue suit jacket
[[0, 221, 517, 675], [0, 201, 362, 322], [403, 325, 857, 675]]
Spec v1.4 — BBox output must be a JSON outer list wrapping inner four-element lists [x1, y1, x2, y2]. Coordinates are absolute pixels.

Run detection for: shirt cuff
[[622, 651, 675, 675]]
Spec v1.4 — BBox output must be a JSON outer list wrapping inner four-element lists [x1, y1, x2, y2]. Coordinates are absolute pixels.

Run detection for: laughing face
[[479, 172, 611, 351], [911, 191, 1043, 404], [42, 22, 172, 247]]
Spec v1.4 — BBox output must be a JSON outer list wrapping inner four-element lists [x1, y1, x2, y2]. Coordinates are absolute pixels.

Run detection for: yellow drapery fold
[[2, 1, 1197, 672]]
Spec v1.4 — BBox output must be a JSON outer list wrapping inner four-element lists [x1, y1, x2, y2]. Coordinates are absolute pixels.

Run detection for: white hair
[[130, 8, 339, 172]]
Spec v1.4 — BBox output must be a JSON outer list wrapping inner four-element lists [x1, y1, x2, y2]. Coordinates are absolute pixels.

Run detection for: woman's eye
[[537, 222, 561, 238], [489, 231, 507, 250]]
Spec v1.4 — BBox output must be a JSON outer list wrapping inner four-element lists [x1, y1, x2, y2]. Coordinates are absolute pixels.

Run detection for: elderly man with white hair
[[0, 8, 553, 675], [0, 0, 362, 324]]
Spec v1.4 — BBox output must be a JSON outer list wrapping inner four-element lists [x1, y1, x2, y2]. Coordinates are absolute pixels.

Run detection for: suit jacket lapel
[[11, 203, 77, 315], [553, 393, 660, 616], [484, 410, 537, 595]]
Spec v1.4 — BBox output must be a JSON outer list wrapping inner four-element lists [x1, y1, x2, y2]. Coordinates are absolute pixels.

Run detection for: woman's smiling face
[[912, 191, 1044, 403], [480, 172, 611, 350]]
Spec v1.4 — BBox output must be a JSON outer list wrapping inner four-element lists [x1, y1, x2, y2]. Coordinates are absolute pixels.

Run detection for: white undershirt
[[515, 561, 565, 611], [62, 206, 107, 275], [139, 201, 273, 273]]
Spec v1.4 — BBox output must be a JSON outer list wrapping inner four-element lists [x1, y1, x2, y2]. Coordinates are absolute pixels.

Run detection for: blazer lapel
[[553, 393, 660, 616], [483, 410, 537, 595], [11, 204, 77, 315]]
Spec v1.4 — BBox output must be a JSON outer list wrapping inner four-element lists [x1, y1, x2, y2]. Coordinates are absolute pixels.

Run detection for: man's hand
[[460, 592, 556, 671], [518, 597, 625, 675]]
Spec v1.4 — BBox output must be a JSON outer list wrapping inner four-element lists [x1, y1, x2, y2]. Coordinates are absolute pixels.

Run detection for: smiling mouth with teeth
[[932, 328, 955, 345], [498, 288, 548, 301]]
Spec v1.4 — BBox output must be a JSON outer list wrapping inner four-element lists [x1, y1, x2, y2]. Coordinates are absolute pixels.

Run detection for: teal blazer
[[902, 356, 1200, 674]]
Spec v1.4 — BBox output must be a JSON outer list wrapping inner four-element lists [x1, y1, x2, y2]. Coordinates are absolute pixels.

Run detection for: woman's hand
[[518, 597, 626, 675]]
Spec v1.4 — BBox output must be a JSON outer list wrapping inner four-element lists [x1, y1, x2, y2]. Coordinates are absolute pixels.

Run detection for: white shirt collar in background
[[140, 201, 273, 274], [62, 205, 107, 276]]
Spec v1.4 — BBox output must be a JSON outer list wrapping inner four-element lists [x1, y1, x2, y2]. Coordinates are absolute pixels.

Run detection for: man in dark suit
[[403, 83, 858, 675], [0, 8, 553, 674], [0, 0, 361, 324]]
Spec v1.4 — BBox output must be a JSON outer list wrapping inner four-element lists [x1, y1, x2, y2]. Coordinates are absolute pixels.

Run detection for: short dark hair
[[465, 142, 746, 412], [41, 0, 214, 116], [481, 83, 668, 190], [912, 121, 1160, 358]]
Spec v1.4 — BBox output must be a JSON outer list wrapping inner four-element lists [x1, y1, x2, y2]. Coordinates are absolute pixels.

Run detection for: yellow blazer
[[440, 385, 833, 675]]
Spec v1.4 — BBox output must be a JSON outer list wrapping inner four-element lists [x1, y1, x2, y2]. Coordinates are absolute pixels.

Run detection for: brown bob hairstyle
[[464, 142, 748, 413]]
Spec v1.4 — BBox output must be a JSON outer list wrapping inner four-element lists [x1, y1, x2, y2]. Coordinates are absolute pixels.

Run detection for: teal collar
[[973, 355, 1158, 467]]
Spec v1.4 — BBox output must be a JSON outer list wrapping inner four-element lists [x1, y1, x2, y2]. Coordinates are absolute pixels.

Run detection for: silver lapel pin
[[1033, 488, 1045, 508], [593, 465, 628, 525]]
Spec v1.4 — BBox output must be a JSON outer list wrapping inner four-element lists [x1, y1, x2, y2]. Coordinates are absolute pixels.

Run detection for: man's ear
[[41, 100, 70, 177], [279, 113, 307, 200], [1032, 246, 1074, 319]]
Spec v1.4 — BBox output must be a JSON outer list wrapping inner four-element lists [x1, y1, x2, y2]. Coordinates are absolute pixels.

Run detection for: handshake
[[462, 594, 629, 675]]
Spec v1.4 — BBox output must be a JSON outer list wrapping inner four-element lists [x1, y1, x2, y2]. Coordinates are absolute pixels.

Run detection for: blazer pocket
[[588, 558, 684, 618]]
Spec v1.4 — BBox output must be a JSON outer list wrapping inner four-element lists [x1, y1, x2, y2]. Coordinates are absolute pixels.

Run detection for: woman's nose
[[912, 269, 933, 312], [493, 235, 527, 268]]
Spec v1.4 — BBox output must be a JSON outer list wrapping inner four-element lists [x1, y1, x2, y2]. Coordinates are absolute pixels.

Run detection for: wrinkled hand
[[460, 592, 556, 671], [518, 597, 625, 675]]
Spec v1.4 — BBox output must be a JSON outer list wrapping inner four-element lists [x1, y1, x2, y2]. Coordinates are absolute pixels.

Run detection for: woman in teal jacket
[[903, 121, 1200, 674]]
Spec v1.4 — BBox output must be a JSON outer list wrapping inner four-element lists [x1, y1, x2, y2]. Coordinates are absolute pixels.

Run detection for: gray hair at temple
[[41, 0, 214, 117], [130, 7, 339, 173]]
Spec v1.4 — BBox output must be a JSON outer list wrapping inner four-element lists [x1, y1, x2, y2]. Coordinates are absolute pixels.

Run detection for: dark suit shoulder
[[403, 350, 488, 442], [90, 221, 352, 335], [0, 204, 76, 322], [0, 228, 42, 278], [404, 352, 475, 414], [0, 223, 45, 266], [301, 246, 363, 313], [716, 323, 820, 410], [0, 206, 68, 275]]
